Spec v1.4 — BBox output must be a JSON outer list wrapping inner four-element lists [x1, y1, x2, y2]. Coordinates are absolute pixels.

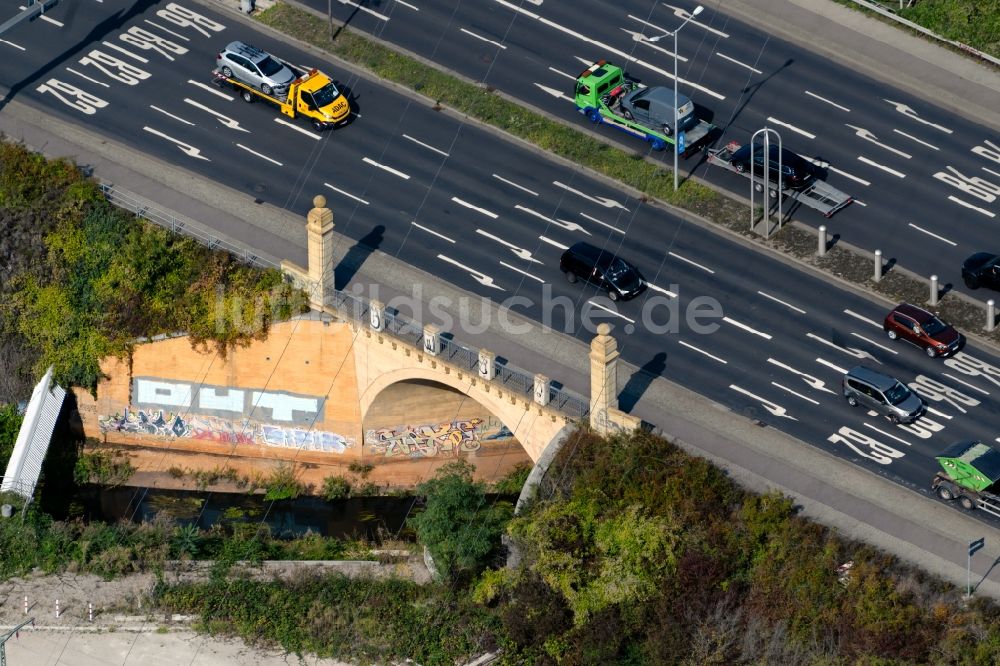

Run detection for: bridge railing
[[100, 184, 590, 420]]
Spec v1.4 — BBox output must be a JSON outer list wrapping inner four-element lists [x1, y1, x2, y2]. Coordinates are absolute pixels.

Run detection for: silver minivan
[[843, 365, 925, 424], [619, 86, 696, 137]]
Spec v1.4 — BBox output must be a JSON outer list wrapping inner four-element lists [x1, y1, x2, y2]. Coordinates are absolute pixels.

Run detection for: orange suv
[[883, 303, 961, 358]]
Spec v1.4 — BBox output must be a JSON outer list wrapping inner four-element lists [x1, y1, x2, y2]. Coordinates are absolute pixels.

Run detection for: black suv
[[729, 143, 815, 190], [962, 252, 1000, 290], [559, 242, 645, 301]]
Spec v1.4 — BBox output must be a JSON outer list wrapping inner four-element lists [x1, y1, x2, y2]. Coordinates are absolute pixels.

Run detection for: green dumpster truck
[[574, 59, 714, 154], [933, 440, 1000, 518]]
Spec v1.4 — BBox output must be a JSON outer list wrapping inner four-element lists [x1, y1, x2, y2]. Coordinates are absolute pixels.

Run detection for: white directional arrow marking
[[660, 3, 729, 37], [142, 127, 210, 161], [437, 254, 505, 291], [846, 125, 911, 159], [729, 385, 796, 420], [767, 358, 836, 394], [553, 181, 630, 211], [806, 332, 879, 362], [183, 99, 250, 132], [883, 99, 953, 134], [533, 82, 574, 102], [516, 205, 592, 235], [476, 229, 542, 263]]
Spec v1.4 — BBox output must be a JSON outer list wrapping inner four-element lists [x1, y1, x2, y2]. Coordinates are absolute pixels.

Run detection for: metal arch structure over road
[[6, 0, 1000, 555]]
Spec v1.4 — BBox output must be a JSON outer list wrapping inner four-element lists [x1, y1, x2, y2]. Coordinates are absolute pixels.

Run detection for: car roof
[[845, 365, 899, 391], [891, 303, 935, 323], [563, 242, 619, 269], [630, 87, 692, 106], [965, 252, 1000, 269], [224, 41, 268, 63]]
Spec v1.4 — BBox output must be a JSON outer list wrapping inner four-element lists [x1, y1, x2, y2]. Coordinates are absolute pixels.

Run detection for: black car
[[962, 252, 1000, 290], [729, 143, 815, 190], [559, 242, 645, 301]]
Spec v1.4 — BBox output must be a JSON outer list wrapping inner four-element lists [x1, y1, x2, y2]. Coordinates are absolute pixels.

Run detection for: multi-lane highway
[[2, 1, 1000, 514], [307, 0, 1000, 294]]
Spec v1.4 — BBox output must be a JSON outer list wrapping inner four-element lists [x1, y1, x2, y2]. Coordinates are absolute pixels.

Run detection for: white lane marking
[[150, 105, 193, 124], [983, 166, 1000, 179], [102, 41, 147, 63], [236, 144, 282, 165], [853, 199, 867, 206], [757, 291, 804, 314], [539, 236, 568, 250], [363, 157, 410, 179], [453, 197, 498, 218], [534, 82, 575, 102], [188, 79, 231, 99], [656, 6, 729, 37], [547, 66, 575, 80], [772, 382, 819, 404], [476, 229, 542, 263], [669, 251, 714, 274], [184, 98, 249, 132], [67, 68, 110, 87], [943, 373, 990, 395], [460, 27, 507, 49], [850, 332, 897, 354], [324, 182, 369, 205], [553, 181, 630, 210], [723, 317, 772, 339], [647, 283, 677, 298], [827, 165, 870, 186], [516, 205, 591, 235], [500, 261, 545, 282], [908, 222, 956, 246], [143, 127, 209, 161], [275, 118, 321, 139], [863, 423, 914, 447], [580, 212, 624, 235], [948, 196, 995, 218], [893, 128, 939, 150], [805, 90, 849, 112], [807, 333, 877, 361], [857, 155, 905, 178], [802, 156, 869, 185], [494, 0, 725, 99], [714, 52, 760, 73], [403, 134, 449, 157], [0, 39, 25, 51], [625, 29, 687, 62], [393, 0, 419, 9], [587, 301, 635, 323], [19, 5, 62, 25], [843, 309, 880, 327], [846, 125, 912, 159], [679, 340, 726, 364], [883, 99, 952, 134], [337, 0, 389, 21], [493, 173, 538, 196], [411, 221, 453, 242], [437, 254, 505, 291], [766, 116, 815, 139], [925, 405, 952, 419], [144, 19, 188, 41], [729, 385, 796, 420], [815, 358, 847, 374]]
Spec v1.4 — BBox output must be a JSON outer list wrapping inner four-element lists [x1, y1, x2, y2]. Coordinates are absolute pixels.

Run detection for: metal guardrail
[[100, 183, 591, 420]]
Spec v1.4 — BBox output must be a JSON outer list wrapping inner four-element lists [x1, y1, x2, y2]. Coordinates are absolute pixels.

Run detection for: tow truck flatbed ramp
[[707, 141, 853, 218]]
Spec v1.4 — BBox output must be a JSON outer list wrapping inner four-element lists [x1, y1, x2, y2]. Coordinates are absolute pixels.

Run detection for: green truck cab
[[933, 440, 1000, 518], [574, 59, 713, 154]]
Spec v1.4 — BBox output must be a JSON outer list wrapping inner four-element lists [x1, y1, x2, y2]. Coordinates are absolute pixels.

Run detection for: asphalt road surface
[[3, 2, 1000, 519]]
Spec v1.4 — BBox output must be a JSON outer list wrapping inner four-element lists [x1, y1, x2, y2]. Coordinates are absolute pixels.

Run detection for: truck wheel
[[622, 109, 634, 120], [311, 120, 326, 131], [937, 485, 955, 501], [735, 162, 746, 173], [662, 123, 673, 137], [769, 188, 778, 199], [960, 496, 976, 510], [587, 109, 601, 124], [222, 66, 233, 78], [241, 90, 254, 103]]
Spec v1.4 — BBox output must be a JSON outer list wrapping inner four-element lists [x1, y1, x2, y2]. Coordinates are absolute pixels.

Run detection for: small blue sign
[[678, 131, 686, 153], [970, 537, 985, 557]]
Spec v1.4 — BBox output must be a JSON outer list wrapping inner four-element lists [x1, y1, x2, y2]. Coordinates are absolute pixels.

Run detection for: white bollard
[[55, 599, 60, 618], [874, 250, 883, 282], [929, 275, 939, 306], [989, 300, 996, 333], [89, 602, 93, 622], [24, 595, 27, 614], [818, 225, 827, 257]]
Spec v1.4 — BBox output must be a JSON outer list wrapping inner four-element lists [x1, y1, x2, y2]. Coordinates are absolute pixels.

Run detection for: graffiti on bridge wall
[[364, 416, 514, 458], [98, 408, 355, 453]]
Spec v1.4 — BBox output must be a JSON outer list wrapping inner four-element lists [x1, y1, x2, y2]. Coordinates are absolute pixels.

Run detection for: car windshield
[[922, 316, 947, 336], [606, 260, 636, 285], [884, 382, 912, 406], [312, 82, 341, 108], [257, 56, 285, 77]]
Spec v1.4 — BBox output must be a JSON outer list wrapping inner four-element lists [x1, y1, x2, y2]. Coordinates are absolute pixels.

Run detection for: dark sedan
[[962, 253, 1000, 290], [729, 143, 815, 191]]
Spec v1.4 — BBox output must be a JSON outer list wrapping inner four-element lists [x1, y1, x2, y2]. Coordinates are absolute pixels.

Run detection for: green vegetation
[[0, 402, 23, 471], [0, 139, 307, 396], [263, 462, 306, 501], [490, 463, 531, 495], [407, 461, 512, 582], [73, 450, 135, 486], [320, 474, 351, 500]]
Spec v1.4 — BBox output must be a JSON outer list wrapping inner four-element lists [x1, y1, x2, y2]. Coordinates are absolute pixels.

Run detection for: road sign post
[[969, 537, 985, 597]]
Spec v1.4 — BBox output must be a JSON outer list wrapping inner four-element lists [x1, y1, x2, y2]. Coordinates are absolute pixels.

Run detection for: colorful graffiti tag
[[98, 408, 354, 453], [364, 417, 513, 458]]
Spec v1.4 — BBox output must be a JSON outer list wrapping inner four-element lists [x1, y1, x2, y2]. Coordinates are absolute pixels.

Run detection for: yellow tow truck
[[213, 67, 351, 131]]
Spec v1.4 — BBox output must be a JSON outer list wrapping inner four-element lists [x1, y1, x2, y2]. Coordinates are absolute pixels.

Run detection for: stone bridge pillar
[[589, 323, 640, 435], [306, 195, 335, 310]]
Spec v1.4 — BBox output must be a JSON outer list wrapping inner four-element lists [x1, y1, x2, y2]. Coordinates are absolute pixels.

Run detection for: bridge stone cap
[[590, 323, 618, 357], [308, 195, 334, 228]]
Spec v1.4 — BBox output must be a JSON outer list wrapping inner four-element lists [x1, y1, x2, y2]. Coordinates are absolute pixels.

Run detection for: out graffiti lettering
[[364, 417, 513, 458]]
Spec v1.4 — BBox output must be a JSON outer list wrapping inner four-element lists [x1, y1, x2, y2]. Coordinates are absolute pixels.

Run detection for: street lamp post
[[641, 5, 704, 191]]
